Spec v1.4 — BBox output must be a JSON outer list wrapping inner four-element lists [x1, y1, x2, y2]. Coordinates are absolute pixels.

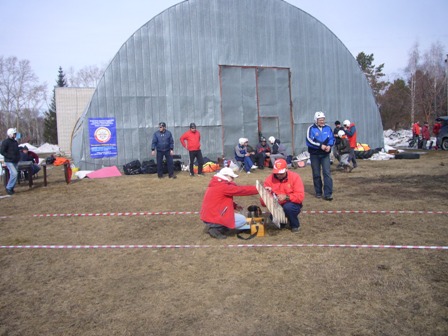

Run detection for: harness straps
[[236, 226, 258, 240]]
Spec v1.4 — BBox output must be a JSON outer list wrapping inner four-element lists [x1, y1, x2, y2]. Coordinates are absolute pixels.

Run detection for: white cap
[[268, 136, 276, 144], [338, 130, 345, 137], [219, 167, 238, 178], [7, 128, 17, 137], [238, 137, 248, 145], [314, 111, 326, 123], [343, 120, 351, 126]]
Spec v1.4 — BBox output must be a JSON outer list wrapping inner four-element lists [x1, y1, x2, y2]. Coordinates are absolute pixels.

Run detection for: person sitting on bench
[[20, 146, 40, 177]]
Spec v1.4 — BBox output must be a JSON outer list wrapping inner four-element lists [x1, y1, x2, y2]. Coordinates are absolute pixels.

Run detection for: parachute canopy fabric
[[86, 166, 122, 179], [71, 0, 383, 170]]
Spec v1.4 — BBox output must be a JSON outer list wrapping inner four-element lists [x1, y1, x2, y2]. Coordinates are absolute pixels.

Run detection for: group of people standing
[[411, 120, 441, 149], [151, 121, 205, 179]]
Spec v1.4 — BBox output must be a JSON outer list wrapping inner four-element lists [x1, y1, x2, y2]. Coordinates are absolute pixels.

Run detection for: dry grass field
[[1, 150, 448, 335]]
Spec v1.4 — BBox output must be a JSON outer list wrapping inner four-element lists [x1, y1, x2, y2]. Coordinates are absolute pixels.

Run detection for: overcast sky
[[1, 0, 447, 91]]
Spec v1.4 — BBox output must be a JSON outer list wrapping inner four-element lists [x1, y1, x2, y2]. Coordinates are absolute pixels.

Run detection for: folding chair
[[237, 160, 246, 172]]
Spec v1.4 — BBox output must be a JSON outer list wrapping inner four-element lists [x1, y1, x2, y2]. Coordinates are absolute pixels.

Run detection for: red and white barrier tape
[[1, 244, 447, 250], [27, 210, 448, 217], [303, 210, 448, 214], [32, 211, 198, 217], [0, 210, 446, 220]]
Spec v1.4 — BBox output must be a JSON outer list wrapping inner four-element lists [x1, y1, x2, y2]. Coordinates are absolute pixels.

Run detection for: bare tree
[[0, 56, 47, 138], [421, 42, 446, 120], [404, 42, 447, 125], [66, 64, 105, 87], [405, 42, 420, 126]]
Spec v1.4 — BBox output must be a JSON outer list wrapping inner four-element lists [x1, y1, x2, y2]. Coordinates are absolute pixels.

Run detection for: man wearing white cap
[[306, 112, 335, 201], [200, 167, 258, 239], [343, 119, 358, 169], [268, 136, 287, 167], [0, 128, 20, 195]]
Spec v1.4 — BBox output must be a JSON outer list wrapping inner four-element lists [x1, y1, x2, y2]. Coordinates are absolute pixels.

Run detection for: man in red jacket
[[200, 167, 258, 239], [412, 121, 421, 148], [262, 159, 305, 233], [343, 120, 357, 169], [180, 122, 204, 177], [421, 121, 431, 149], [433, 120, 442, 150]]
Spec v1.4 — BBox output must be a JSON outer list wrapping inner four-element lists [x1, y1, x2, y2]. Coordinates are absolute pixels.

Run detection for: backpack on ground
[[123, 160, 141, 175], [140, 160, 157, 174], [174, 160, 182, 172]]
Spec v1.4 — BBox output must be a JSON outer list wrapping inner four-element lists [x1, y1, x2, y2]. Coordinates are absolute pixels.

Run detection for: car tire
[[441, 138, 448, 151], [394, 153, 420, 160]]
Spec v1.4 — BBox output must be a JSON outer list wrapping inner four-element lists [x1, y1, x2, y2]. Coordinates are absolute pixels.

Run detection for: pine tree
[[43, 67, 67, 143], [356, 52, 389, 105]]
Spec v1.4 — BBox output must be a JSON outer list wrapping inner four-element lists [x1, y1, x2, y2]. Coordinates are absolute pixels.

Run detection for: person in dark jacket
[[151, 122, 176, 179], [0, 128, 20, 195], [306, 112, 335, 201], [20, 146, 41, 176], [268, 136, 287, 166], [254, 137, 271, 169], [333, 120, 343, 167], [336, 130, 352, 172]]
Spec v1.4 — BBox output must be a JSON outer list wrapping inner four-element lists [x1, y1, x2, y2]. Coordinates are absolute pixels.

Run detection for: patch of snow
[[34, 143, 62, 155], [383, 129, 412, 147], [75, 171, 94, 179], [368, 152, 395, 161], [19, 143, 38, 151]]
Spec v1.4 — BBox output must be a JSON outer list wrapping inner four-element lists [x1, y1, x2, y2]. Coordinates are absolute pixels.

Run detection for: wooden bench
[[2, 161, 47, 188]]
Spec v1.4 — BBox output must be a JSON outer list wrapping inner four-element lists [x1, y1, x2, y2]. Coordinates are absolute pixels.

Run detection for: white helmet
[[268, 136, 276, 144], [7, 128, 17, 137], [338, 130, 345, 137], [238, 137, 248, 145], [314, 111, 326, 123], [343, 120, 351, 127]]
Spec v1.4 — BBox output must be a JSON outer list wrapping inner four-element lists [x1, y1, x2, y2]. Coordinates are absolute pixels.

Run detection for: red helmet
[[273, 159, 287, 174]]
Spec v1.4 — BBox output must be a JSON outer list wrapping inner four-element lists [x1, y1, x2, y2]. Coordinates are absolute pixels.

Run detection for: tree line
[[357, 41, 447, 130], [1, 42, 446, 146], [0, 56, 103, 145]]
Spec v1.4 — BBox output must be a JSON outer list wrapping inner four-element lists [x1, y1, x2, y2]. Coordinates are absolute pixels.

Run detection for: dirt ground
[[1, 150, 447, 336]]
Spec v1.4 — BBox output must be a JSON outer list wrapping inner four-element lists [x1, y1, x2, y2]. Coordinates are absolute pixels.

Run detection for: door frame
[[219, 65, 294, 155]]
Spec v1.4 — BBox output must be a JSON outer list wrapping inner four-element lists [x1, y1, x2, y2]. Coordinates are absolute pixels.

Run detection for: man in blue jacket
[[151, 122, 176, 179], [306, 112, 335, 201]]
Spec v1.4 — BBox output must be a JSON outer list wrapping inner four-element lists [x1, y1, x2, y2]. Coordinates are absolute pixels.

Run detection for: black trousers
[[156, 150, 174, 177], [189, 150, 204, 175]]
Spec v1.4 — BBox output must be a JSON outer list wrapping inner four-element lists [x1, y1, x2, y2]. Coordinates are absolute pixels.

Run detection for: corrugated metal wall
[[72, 0, 383, 170]]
